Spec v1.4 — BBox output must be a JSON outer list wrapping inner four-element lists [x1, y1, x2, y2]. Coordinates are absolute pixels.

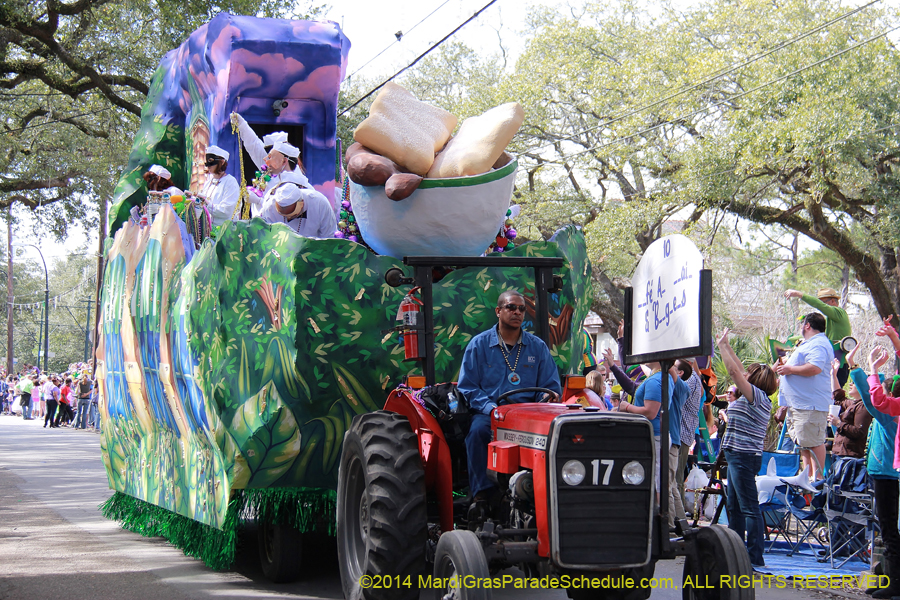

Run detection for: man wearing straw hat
[[784, 287, 852, 385]]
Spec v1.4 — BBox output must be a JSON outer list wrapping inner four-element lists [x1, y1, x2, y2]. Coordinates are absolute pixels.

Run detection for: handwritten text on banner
[[631, 234, 704, 357]]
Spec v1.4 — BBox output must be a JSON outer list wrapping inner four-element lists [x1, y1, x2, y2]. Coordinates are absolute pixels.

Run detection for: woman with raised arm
[[858, 342, 900, 599], [716, 328, 779, 569], [828, 356, 871, 459]]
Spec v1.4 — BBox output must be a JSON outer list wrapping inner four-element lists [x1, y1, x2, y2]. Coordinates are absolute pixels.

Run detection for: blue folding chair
[[760, 484, 793, 552], [783, 481, 827, 556]]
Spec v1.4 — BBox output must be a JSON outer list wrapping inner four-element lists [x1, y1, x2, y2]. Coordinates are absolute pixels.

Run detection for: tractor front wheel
[[682, 525, 754, 600], [433, 530, 491, 600], [337, 411, 427, 600]]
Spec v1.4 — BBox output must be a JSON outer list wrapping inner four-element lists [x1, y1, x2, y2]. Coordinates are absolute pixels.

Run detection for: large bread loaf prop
[[353, 82, 457, 176], [427, 103, 525, 179]]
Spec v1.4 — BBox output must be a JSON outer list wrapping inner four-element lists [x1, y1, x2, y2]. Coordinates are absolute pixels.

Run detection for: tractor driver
[[457, 290, 562, 510]]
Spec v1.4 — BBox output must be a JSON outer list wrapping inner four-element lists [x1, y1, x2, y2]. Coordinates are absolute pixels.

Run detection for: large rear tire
[[338, 411, 427, 600], [682, 525, 754, 600], [433, 530, 491, 600], [257, 521, 303, 583]]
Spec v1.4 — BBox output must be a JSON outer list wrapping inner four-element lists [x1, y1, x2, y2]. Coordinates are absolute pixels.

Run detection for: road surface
[[0, 415, 859, 600]]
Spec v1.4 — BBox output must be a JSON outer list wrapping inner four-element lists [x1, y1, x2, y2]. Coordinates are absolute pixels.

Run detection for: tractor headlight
[[622, 460, 645, 485], [561, 460, 585, 486]]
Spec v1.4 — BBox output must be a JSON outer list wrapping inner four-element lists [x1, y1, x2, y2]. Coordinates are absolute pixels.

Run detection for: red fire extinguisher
[[397, 288, 423, 360]]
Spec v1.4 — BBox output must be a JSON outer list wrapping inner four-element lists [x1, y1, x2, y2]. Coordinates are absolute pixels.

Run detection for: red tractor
[[336, 256, 752, 600]]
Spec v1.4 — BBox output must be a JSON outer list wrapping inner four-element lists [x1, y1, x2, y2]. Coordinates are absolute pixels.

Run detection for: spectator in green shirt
[[18, 375, 34, 420], [784, 287, 852, 385]]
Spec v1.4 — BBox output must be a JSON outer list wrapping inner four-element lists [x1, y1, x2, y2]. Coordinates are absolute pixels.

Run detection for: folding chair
[[760, 484, 793, 552], [783, 482, 827, 556], [824, 457, 877, 568]]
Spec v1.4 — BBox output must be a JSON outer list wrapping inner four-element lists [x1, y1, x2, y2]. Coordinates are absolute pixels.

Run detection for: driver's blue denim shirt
[[457, 326, 562, 414]]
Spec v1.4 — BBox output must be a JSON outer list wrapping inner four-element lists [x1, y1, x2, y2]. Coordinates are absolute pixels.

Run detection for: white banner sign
[[631, 234, 704, 357]]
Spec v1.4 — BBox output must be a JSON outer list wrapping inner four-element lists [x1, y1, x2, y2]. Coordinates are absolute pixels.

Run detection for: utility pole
[[82, 299, 93, 362], [91, 196, 107, 378], [37, 301, 43, 368], [6, 213, 12, 376]]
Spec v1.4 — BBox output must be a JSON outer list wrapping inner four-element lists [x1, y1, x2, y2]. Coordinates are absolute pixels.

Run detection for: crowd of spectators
[[590, 287, 900, 573], [1, 369, 99, 432]]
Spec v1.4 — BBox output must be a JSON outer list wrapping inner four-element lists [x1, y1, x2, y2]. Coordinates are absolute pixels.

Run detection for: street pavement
[[0, 414, 859, 600]]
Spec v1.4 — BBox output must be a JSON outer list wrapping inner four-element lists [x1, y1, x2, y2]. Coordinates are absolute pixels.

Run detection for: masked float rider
[[198, 145, 241, 227], [457, 290, 561, 515]]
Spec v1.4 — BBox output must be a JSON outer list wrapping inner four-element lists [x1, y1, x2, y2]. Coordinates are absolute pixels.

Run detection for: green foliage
[[0, 243, 98, 373], [364, 0, 900, 325]]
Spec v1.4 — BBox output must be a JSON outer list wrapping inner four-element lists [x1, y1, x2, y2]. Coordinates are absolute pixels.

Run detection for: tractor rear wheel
[[337, 411, 427, 600], [433, 530, 491, 600], [682, 525, 754, 600], [257, 521, 303, 583]]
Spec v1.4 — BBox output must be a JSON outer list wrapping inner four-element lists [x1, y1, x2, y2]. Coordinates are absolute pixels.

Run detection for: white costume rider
[[148, 164, 183, 197], [198, 145, 240, 227], [233, 114, 299, 218], [261, 172, 336, 238]]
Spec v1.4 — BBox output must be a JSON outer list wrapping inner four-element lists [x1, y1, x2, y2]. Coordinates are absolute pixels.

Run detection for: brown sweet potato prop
[[344, 142, 370, 162], [348, 153, 395, 186], [346, 143, 423, 200], [385, 173, 424, 201]]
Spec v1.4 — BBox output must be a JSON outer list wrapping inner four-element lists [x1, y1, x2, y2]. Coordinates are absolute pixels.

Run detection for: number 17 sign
[[623, 234, 712, 364]]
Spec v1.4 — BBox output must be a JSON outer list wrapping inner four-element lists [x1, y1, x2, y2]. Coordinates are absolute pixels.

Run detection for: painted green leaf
[[230, 383, 302, 488]]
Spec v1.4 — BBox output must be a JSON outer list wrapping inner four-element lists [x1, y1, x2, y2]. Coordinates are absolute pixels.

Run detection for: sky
[[329, 0, 537, 83]]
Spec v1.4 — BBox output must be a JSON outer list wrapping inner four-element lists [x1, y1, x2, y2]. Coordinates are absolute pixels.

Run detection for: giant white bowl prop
[[351, 159, 517, 259]]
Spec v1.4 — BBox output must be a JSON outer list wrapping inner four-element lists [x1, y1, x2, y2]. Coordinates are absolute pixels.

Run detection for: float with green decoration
[[96, 14, 593, 583]]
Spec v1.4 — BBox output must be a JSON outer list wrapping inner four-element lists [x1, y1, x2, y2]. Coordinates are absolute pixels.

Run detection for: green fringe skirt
[[100, 488, 337, 570]]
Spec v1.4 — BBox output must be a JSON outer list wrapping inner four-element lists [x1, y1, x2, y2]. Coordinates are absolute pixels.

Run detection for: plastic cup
[[828, 405, 841, 420]]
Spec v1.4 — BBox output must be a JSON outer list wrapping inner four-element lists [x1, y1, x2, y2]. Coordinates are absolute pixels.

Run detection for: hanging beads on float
[[248, 165, 271, 198], [488, 207, 518, 253], [334, 162, 369, 248]]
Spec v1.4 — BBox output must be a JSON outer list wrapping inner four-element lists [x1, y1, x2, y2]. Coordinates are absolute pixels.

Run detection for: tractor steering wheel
[[496, 387, 559, 406]]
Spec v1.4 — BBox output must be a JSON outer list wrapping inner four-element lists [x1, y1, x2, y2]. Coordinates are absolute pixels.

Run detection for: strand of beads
[[335, 165, 368, 246], [249, 166, 270, 198], [488, 208, 518, 253]]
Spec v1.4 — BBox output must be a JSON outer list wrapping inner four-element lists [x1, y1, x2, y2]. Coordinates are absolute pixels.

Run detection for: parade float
[[96, 13, 592, 579]]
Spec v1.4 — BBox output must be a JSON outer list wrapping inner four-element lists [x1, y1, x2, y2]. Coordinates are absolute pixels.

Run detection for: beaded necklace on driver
[[497, 325, 523, 373]]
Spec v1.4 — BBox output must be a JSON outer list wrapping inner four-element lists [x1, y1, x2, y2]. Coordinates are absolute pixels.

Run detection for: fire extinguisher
[[398, 288, 423, 360]]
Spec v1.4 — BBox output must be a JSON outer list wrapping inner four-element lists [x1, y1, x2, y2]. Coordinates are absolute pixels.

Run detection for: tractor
[[336, 255, 754, 600]]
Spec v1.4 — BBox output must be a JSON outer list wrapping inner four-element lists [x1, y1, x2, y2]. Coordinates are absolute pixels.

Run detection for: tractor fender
[[383, 389, 454, 533]]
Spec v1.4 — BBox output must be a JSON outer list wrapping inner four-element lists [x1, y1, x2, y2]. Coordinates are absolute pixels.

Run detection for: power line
[[529, 0, 883, 153], [345, 0, 454, 81], [339, 0, 500, 117], [554, 23, 900, 163]]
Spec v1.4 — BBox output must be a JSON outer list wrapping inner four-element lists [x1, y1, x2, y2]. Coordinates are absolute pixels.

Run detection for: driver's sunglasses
[[503, 304, 527, 313]]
